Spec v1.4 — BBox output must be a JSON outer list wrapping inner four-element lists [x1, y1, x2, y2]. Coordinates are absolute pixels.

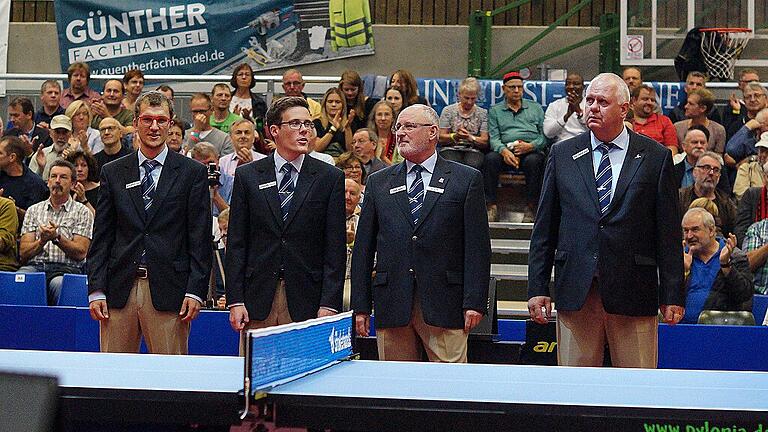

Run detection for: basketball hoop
[[699, 27, 752, 80]]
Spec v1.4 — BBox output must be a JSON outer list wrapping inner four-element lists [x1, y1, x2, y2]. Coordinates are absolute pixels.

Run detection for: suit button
[[281, 239, 286, 245], [593, 254, 598, 260], [409, 268, 414, 274], [412, 235, 417, 241], [599, 224, 604, 229]]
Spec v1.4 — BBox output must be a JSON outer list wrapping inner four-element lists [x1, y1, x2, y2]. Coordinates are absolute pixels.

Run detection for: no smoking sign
[[625, 35, 644, 60]]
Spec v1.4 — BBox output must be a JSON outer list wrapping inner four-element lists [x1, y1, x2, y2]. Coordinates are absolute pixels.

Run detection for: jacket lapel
[[414, 156, 451, 231], [605, 131, 646, 217], [258, 154, 282, 226], [389, 162, 413, 226], [284, 155, 318, 229], [572, 134, 601, 214], [145, 151, 180, 224], [123, 152, 146, 223]]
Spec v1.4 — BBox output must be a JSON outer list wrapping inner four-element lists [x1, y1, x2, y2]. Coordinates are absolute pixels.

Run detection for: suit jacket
[[87, 150, 212, 311], [528, 130, 684, 316], [350, 155, 491, 329], [225, 153, 346, 321]]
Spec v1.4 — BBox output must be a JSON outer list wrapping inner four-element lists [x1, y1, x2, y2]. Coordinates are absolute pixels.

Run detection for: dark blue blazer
[[225, 153, 346, 321], [351, 155, 491, 329], [87, 149, 212, 311], [527, 130, 685, 316]]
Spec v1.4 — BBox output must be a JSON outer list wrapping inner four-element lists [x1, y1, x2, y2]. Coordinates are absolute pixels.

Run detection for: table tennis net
[[246, 311, 354, 396]]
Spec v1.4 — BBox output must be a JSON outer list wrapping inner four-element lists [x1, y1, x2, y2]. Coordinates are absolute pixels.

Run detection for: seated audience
[[726, 106, 768, 164], [742, 211, 768, 295], [438, 77, 490, 171], [281, 69, 321, 119], [679, 151, 736, 237], [60, 62, 100, 108], [4, 96, 52, 151], [230, 63, 268, 125], [621, 66, 643, 94], [629, 84, 678, 153], [30, 115, 78, 180], [122, 69, 145, 114], [220, 119, 266, 177], [35, 80, 65, 129], [724, 76, 766, 141], [681, 207, 753, 323], [673, 88, 726, 155], [336, 151, 366, 192], [0, 196, 18, 271], [65, 150, 99, 215], [314, 88, 354, 157], [543, 72, 588, 144], [368, 100, 399, 165], [0, 135, 48, 213], [722, 69, 760, 136], [734, 132, 768, 199], [19, 160, 93, 305], [167, 118, 185, 153], [210, 83, 242, 134], [65, 100, 102, 154], [674, 126, 731, 192], [669, 71, 714, 123], [184, 93, 234, 156], [89, 79, 134, 132], [93, 118, 132, 178], [343, 178, 362, 311], [340, 70, 378, 133], [384, 86, 404, 116], [191, 142, 232, 217], [390, 69, 429, 107], [156, 85, 191, 131], [351, 128, 386, 175]]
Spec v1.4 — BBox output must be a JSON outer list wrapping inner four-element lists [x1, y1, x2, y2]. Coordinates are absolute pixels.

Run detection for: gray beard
[[696, 182, 716, 197]]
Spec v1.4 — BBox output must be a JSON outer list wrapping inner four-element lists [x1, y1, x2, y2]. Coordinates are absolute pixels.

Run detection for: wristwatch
[[51, 235, 61, 246]]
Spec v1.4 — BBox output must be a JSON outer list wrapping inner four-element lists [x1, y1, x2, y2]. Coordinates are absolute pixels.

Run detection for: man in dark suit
[[87, 91, 211, 354], [225, 97, 346, 345], [527, 73, 685, 368], [351, 104, 491, 363]]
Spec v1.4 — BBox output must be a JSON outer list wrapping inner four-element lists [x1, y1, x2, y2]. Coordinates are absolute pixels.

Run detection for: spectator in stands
[[352, 128, 386, 175], [220, 119, 266, 177], [733, 132, 768, 199], [93, 118, 131, 178], [230, 63, 267, 125], [673, 88, 727, 155], [368, 100, 399, 165], [438, 77, 490, 171], [621, 66, 643, 93], [226, 96, 345, 350], [681, 207, 753, 323], [669, 72, 719, 124], [0, 196, 18, 271], [673, 126, 730, 193], [281, 69, 322, 119], [191, 142, 232, 217], [156, 85, 191, 131], [336, 152, 366, 191], [19, 159, 93, 305], [5, 97, 52, 152], [726, 105, 768, 164], [343, 178, 362, 310], [210, 83, 242, 134], [390, 69, 428, 107], [65, 150, 99, 215], [314, 88, 354, 157], [486, 71, 548, 222], [735, 149, 768, 244], [184, 93, 234, 157], [30, 115, 78, 180], [679, 151, 736, 237], [385, 87, 404, 115], [543, 72, 589, 144], [90, 80, 135, 131], [167, 118, 185, 153], [60, 62, 100, 109], [65, 100, 102, 154], [0, 136, 48, 212], [742, 190, 768, 295], [723, 69, 761, 139], [88, 91, 211, 354], [35, 80, 64, 129], [340, 70, 377, 132], [629, 84, 678, 153], [122, 69, 145, 114]]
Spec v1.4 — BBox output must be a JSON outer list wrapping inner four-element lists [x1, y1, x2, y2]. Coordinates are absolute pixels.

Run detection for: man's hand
[[464, 309, 483, 334], [317, 308, 337, 318], [528, 296, 552, 324], [660, 304, 684, 325], [683, 240, 692, 273], [500, 148, 520, 168], [35, 145, 46, 170], [193, 113, 208, 131], [90, 100, 108, 118], [89, 299, 109, 320], [264, 139, 276, 151], [729, 92, 741, 112], [72, 182, 87, 202], [179, 297, 201, 322], [513, 141, 534, 156], [37, 121, 50, 130], [355, 313, 370, 337], [229, 305, 249, 331], [719, 233, 737, 268], [236, 146, 253, 164], [38, 222, 58, 243]]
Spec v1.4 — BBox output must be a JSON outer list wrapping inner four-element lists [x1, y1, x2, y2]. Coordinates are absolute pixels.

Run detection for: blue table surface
[[0, 349, 243, 393], [269, 360, 768, 412]]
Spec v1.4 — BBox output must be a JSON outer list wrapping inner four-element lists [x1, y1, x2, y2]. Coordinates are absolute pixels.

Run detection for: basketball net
[[700, 28, 752, 80]]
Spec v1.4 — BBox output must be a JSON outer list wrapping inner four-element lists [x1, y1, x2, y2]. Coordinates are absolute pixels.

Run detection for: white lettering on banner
[[523, 82, 538, 103], [328, 327, 352, 354], [430, 80, 451, 108], [65, 3, 206, 44], [68, 29, 209, 63]]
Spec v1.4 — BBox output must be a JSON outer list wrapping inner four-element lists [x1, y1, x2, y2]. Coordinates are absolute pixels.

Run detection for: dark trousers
[[483, 150, 545, 206]]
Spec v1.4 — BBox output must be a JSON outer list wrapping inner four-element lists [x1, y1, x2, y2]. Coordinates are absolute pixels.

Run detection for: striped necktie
[[595, 142, 614, 214], [279, 162, 295, 221], [408, 164, 425, 224], [141, 159, 160, 213]]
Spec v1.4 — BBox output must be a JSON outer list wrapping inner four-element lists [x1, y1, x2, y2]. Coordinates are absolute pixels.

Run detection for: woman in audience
[[384, 87, 404, 117], [66, 150, 99, 215], [336, 152, 366, 187], [313, 88, 354, 157], [437, 77, 489, 170], [367, 100, 401, 165], [65, 100, 102, 154], [229, 63, 268, 126], [167, 118, 186, 153], [339, 70, 378, 133], [122, 69, 145, 113], [390, 69, 428, 107]]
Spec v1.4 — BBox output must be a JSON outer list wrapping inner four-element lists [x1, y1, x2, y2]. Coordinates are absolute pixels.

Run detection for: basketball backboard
[[620, 0, 768, 67]]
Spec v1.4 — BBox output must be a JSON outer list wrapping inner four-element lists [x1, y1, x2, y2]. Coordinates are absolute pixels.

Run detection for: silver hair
[[698, 151, 724, 167], [683, 207, 716, 230], [744, 81, 767, 95], [190, 141, 218, 159], [458, 77, 480, 95], [586, 73, 630, 104], [355, 127, 378, 143], [400, 104, 439, 126]]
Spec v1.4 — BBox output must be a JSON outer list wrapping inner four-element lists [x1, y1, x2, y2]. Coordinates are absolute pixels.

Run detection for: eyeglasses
[[695, 164, 721, 174], [137, 115, 170, 127], [392, 122, 434, 133], [279, 120, 315, 130], [744, 93, 766, 101]]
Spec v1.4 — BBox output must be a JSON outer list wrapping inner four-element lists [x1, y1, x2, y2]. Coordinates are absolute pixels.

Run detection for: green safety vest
[[329, 0, 374, 50]]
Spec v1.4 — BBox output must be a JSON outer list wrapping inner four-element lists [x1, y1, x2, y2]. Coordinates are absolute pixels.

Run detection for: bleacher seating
[[57, 274, 88, 307], [0, 272, 47, 306]]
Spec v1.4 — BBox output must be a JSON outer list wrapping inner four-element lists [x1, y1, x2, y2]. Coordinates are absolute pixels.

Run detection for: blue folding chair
[[0, 271, 47, 305], [57, 274, 89, 307]]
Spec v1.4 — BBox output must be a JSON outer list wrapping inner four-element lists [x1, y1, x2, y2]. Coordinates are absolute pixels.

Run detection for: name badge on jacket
[[389, 185, 406, 194], [259, 181, 277, 190]]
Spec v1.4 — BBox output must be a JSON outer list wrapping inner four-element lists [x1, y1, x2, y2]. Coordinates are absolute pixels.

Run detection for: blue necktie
[[595, 142, 614, 214], [141, 159, 160, 213], [279, 163, 295, 221], [408, 164, 425, 224]]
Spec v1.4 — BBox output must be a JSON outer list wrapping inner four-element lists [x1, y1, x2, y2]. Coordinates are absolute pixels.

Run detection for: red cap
[[502, 71, 523, 83]]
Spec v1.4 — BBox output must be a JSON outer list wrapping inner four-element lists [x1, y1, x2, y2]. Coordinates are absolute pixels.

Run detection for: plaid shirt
[[742, 219, 768, 294], [21, 197, 93, 267]]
